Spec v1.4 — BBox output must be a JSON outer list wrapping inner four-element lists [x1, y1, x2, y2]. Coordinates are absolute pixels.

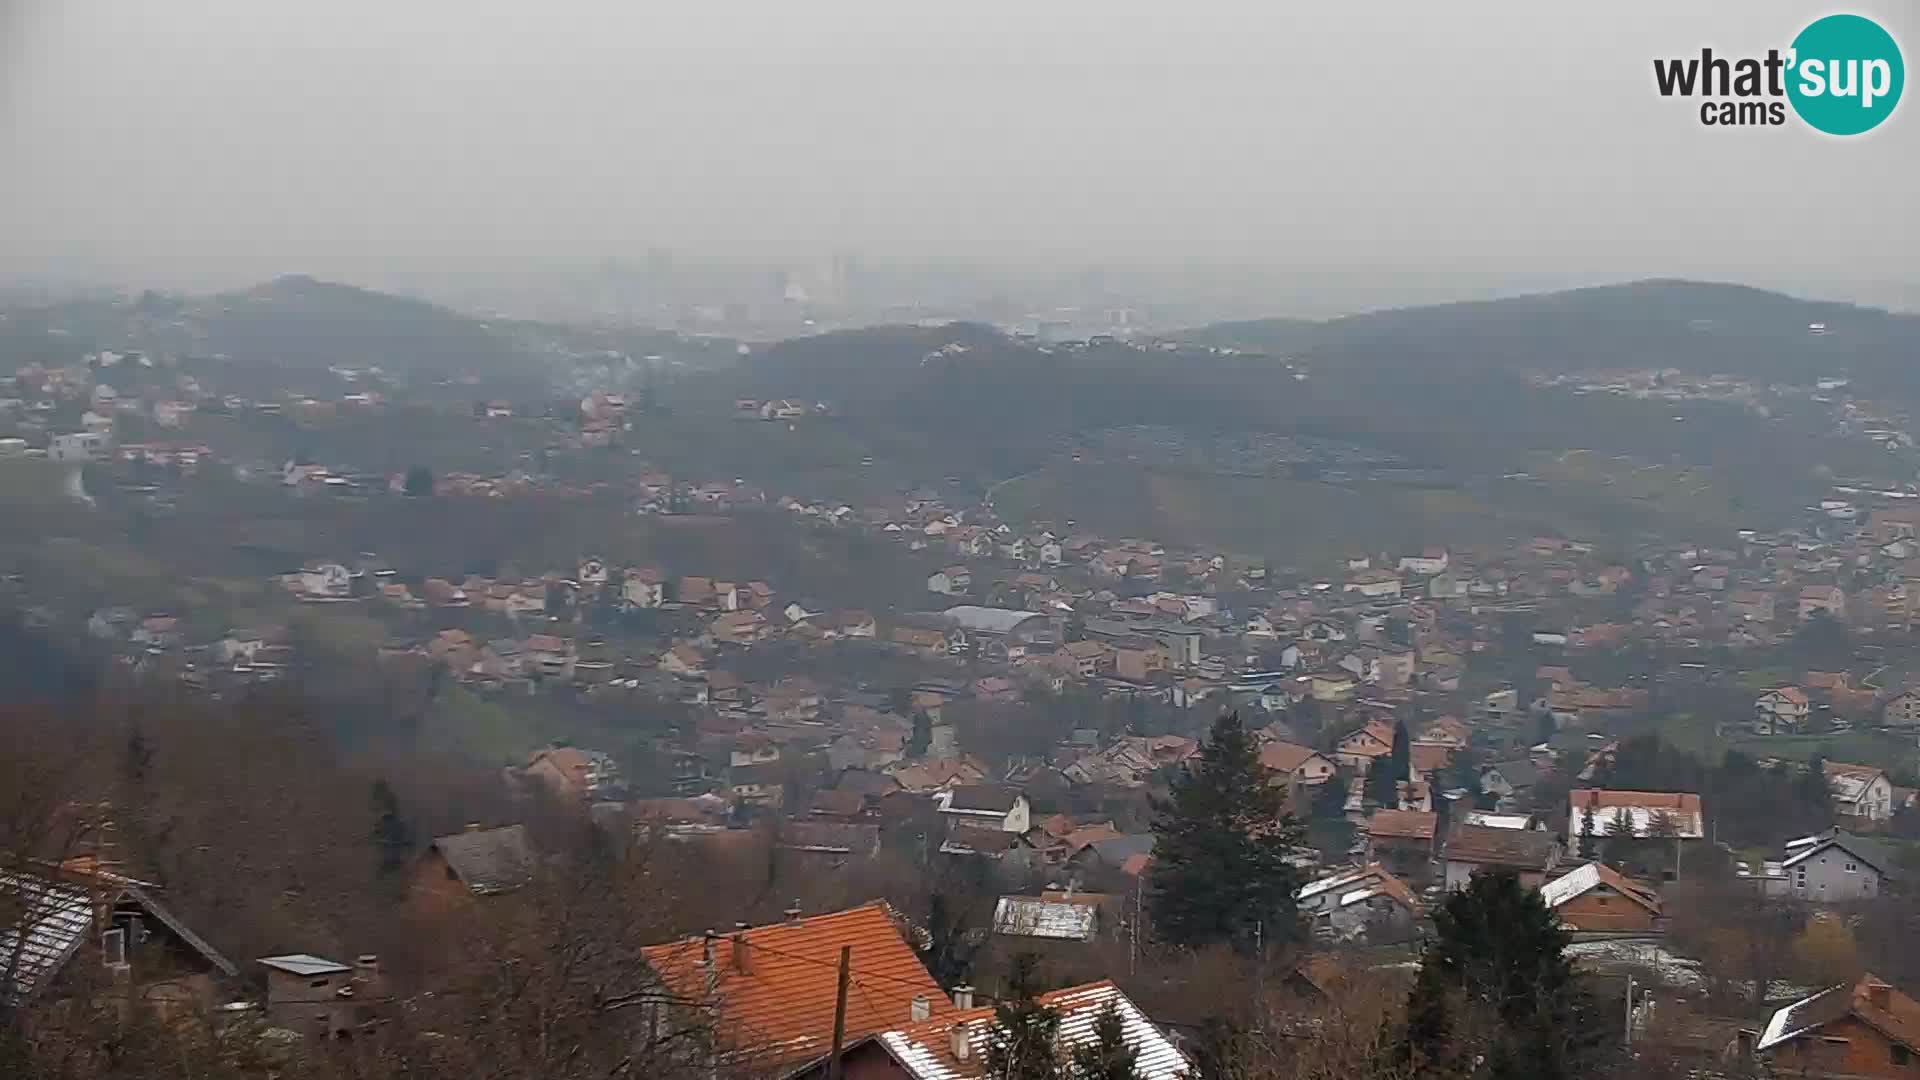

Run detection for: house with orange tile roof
[[789, 979, 1189, 1080], [1758, 973, 1920, 1078], [1334, 720, 1395, 770], [641, 902, 947, 1074], [1364, 809, 1438, 884], [1259, 742, 1337, 787], [1539, 862, 1664, 932]]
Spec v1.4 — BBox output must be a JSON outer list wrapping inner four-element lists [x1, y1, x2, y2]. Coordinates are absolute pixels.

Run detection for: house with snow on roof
[[790, 979, 1190, 1080], [1779, 829, 1904, 902], [935, 785, 1030, 834], [1567, 789, 1705, 839], [1539, 862, 1664, 932], [1825, 761, 1895, 823], [1757, 973, 1920, 1078], [1295, 863, 1420, 943]]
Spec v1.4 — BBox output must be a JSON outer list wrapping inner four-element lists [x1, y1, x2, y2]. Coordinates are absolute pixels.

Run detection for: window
[[309, 978, 331, 989], [1893, 1044, 1910, 1066], [1846, 861, 1859, 873], [101, 928, 127, 968]]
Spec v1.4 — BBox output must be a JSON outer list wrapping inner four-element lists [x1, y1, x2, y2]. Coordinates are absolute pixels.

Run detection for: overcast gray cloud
[[0, 0, 1914, 296]]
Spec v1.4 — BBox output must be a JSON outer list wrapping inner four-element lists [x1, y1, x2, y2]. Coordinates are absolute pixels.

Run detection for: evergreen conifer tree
[[1068, 1001, 1141, 1080], [1147, 712, 1305, 951]]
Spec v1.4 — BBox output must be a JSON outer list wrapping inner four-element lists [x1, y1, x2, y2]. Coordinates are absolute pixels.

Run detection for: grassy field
[[987, 457, 1758, 570], [1655, 710, 1920, 775]]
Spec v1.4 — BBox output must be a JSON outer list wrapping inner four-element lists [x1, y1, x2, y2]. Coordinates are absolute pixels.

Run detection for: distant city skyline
[[5, 2, 1915, 297]]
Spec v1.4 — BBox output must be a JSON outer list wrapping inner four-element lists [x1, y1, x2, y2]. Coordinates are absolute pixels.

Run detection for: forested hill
[[1178, 279, 1920, 391]]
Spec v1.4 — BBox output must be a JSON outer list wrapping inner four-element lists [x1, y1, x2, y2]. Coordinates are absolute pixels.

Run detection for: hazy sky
[[1, 0, 1915, 295]]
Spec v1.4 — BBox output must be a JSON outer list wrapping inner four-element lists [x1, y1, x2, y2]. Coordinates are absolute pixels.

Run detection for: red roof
[[1367, 809, 1438, 841], [1409, 742, 1454, 775], [641, 902, 945, 1067], [1259, 741, 1327, 773]]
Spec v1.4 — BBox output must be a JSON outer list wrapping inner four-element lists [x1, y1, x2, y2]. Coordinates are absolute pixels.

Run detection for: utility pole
[[1255, 920, 1265, 1001], [826, 946, 851, 1080], [1130, 878, 1141, 976], [1623, 973, 1635, 1047]]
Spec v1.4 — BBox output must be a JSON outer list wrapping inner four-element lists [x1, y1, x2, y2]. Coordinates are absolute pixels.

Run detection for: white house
[[1398, 548, 1450, 576], [928, 566, 972, 595], [1344, 570, 1403, 600], [49, 430, 110, 463], [295, 563, 353, 600], [1824, 761, 1894, 823], [935, 785, 1031, 833], [1753, 687, 1810, 735], [622, 569, 666, 609]]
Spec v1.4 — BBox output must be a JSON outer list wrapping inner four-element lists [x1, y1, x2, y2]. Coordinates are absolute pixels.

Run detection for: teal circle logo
[[1787, 14, 1904, 135]]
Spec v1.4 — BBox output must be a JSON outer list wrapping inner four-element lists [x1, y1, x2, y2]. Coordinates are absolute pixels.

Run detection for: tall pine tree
[[1396, 870, 1610, 1079], [370, 778, 414, 879], [987, 954, 1063, 1080], [1148, 712, 1305, 951], [1365, 719, 1413, 808]]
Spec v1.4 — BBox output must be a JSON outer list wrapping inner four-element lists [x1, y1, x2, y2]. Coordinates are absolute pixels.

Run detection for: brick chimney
[[1869, 981, 1892, 1011], [911, 994, 931, 1022], [353, 954, 382, 994], [952, 984, 974, 1009], [951, 1020, 971, 1061], [731, 925, 752, 974], [701, 929, 719, 996]]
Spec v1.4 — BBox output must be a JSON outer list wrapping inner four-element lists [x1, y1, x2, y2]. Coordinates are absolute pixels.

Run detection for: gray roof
[[258, 954, 351, 977], [1783, 830, 1905, 880], [1487, 758, 1541, 788], [1080, 834, 1156, 865], [943, 606, 1048, 635], [431, 825, 535, 894], [0, 872, 91, 1003], [1, 872, 236, 1003], [779, 822, 881, 855], [993, 897, 1098, 941], [125, 883, 237, 977], [944, 784, 1021, 814]]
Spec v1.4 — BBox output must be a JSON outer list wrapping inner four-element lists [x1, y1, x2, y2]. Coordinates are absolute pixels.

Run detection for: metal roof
[[258, 954, 352, 977], [941, 606, 1047, 635], [991, 897, 1097, 941], [0, 871, 92, 1003]]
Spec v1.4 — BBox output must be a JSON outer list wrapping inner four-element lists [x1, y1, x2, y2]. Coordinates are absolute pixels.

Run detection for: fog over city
[[2, 0, 1915, 310]]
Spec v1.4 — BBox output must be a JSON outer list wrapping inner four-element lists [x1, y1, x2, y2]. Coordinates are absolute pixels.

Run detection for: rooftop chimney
[[952, 984, 975, 1010], [1869, 981, 1892, 1011], [784, 901, 804, 923], [731, 929, 752, 974], [951, 1020, 971, 1061], [911, 994, 931, 1022], [353, 954, 382, 993], [464, 822, 483, 833], [702, 930, 719, 996]]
